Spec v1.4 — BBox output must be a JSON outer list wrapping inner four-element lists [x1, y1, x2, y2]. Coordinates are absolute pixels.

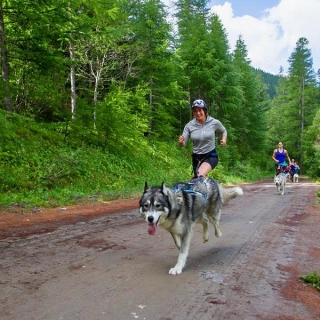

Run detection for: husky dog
[[285, 172, 291, 182], [139, 177, 243, 275], [274, 173, 286, 195], [293, 173, 299, 183]]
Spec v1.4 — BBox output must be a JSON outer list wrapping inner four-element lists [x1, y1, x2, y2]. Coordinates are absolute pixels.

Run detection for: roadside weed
[[300, 270, 320, 291]]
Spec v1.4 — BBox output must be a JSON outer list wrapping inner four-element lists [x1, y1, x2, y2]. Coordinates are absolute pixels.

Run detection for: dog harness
[[171, 178, 207, 199]]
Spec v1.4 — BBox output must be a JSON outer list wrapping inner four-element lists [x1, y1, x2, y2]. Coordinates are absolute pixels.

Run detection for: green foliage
[[231, 35, 269, 162], [0, 110, 189, 208], [125, 0, 187, 141], [254, 68, 280, 99], [303, 108, 320, 178], [267, 37, 319, 172], [0, 109, 273, 210], [1, 0, 320, 211], [300, 271, 320, 291]]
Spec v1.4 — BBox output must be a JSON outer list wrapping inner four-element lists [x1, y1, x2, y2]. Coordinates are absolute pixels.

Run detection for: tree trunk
[[0, 0, 12, 112], [299, 74, 305, 171], [69, 41, 76, 119]]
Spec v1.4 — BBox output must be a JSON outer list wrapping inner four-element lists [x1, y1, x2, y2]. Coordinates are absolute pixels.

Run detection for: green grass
[[300, 271, 320, 291]]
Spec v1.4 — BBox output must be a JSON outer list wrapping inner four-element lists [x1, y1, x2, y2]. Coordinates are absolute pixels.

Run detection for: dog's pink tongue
[[148, 224, 156, 235]]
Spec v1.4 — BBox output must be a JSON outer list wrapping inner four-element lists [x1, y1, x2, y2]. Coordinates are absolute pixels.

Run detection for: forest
[[0, 0, 319, 209]]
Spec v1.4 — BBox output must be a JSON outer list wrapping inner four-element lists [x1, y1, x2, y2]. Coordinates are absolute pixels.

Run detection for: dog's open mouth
[[148, 223, 157, 235], [147, 217, 160, 235]]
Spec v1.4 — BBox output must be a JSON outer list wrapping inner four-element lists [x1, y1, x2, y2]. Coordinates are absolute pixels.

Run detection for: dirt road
[[0, 178, 320, 320]]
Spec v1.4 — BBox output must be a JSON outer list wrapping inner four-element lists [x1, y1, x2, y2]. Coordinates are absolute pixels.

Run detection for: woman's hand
[[220, 134, 227, 147], [178, 135, 185, 146]]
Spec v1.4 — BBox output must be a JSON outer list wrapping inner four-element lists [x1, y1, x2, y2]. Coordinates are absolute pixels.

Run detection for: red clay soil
[[0, 198, 139, 239]]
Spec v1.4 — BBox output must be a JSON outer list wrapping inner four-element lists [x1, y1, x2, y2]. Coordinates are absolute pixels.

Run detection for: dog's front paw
[[169, 267, 182, 275], [203, 236, 209, 243], [215, 228, 222, 238]]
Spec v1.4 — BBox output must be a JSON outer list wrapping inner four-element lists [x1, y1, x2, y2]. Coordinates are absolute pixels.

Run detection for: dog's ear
[[144, 182, 149, 192], [161, 182, 169, 195], [162, 183, 179, 218]]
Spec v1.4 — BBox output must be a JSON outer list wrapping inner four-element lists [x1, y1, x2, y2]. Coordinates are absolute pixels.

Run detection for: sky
[[163, 0, 320, 75]]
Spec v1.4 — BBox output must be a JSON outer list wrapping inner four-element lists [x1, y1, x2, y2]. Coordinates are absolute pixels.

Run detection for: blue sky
[[209, 0, 281, 18], [208, 0, 320, 74], [163, 0, 320, 75]]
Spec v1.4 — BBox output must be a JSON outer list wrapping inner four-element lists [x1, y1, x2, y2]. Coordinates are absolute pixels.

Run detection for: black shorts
[[192, 150, 219, 175]]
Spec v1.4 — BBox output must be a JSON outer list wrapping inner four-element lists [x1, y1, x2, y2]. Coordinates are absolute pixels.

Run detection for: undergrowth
[[0, 110, 273, 211]]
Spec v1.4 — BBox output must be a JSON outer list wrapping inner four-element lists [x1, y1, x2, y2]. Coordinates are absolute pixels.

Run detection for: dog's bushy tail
[[219, 186, 243, 204]]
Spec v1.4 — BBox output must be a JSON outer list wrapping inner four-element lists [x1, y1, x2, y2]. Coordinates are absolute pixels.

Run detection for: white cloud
[[210, 0, 320, 74]]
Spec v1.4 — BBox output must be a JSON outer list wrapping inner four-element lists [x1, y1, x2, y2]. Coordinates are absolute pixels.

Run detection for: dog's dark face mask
[[139, 183, 171, 235]]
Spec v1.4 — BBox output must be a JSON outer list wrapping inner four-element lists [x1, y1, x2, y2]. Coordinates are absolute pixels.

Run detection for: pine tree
[[232, 35, 267, 161], [269, 37, 319, 168], [124, 0, 186, 140], [303, 108, 320, 177], [286, 37, 318, 164], [175, 0, 212, 101]]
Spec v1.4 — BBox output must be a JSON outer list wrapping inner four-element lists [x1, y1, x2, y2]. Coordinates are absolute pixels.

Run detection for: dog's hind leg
[[209, 216, 222, 237], [169, 231, 193, 275], [197, 214, 209, 243], [207, 209, 222, 238]]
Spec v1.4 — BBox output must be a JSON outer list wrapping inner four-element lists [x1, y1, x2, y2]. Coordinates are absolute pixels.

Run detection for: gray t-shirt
[[182, 116, 227, 154]]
